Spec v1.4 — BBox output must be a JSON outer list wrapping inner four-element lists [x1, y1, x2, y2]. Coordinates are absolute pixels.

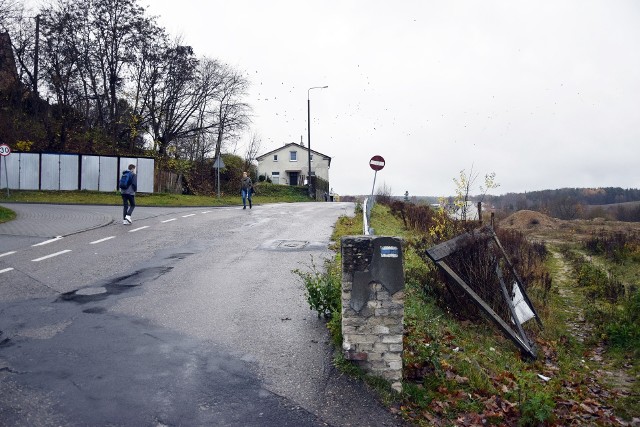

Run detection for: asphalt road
[[0, 202, 407, 426]]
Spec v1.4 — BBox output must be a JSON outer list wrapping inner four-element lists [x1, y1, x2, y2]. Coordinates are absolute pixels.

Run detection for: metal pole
[[217, 163, 220, 198], [307, 95, 311, 198], [307, 86, 328, 199], [370, 170, 377, 202], [4, 157, 9, 197], [34, 15, 40, 97]]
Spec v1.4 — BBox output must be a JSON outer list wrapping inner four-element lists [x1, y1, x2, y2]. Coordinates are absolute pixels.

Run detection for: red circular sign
[[369, 155, 385, 171], [0, 144, 10, 157]]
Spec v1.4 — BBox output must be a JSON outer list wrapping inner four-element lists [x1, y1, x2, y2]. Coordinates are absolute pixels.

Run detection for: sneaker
[[123, 219, 128, 225], [243, 206, 246, 210], [125, 215, 132, 224]]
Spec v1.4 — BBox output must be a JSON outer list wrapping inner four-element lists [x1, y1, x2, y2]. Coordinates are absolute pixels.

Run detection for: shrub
[[293, 257, 341, 318], [606, 291, 640, 353], [584, 231, 640, 264], [518, 390, 555, 427]]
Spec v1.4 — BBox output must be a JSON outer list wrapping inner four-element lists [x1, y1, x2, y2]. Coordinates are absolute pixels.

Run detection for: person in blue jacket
[[120, 164, 138, 224]]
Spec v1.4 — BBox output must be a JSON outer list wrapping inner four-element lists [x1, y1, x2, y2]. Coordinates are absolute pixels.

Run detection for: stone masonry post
[[341, 236, 404, 392]]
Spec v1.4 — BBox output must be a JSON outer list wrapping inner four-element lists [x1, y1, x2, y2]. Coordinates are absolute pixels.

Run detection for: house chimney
[[300, 135, 305, 147]]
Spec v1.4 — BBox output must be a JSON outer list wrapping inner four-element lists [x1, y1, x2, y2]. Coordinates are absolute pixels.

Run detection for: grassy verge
[[0, 205, 16, 224], [0, 184, 310, 207]]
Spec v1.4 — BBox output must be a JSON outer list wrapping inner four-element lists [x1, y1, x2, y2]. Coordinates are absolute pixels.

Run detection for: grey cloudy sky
[[147, 1, 639, 196]]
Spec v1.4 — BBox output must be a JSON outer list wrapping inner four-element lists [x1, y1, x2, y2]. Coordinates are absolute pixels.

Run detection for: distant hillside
[[487, 187, 640, 209], [380, 188, 640, 222]]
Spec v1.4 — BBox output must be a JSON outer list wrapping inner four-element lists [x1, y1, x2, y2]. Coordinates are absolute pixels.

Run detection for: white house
[[256, 142, 331, 186]]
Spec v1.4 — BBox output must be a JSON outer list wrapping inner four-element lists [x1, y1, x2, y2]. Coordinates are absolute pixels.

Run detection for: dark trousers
[[122, 194, 135, 218]]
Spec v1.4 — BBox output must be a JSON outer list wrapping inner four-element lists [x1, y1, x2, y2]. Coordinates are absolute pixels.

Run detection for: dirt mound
[[499, 210, 559, 231]]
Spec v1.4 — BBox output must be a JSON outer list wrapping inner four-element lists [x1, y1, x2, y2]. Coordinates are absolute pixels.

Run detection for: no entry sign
[[369, 155, 385, 171]]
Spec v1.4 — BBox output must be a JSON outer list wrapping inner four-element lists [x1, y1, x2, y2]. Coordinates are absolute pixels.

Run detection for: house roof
[[256, 142, 331, 167]]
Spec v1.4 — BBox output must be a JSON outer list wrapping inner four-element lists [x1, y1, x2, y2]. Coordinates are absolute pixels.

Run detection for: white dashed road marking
[[32, 250, 72, 262], [8, 210, 207, 267], [32, 236, 63, 247], [90, 236, 116, 245], [0, 268, 13, 274]]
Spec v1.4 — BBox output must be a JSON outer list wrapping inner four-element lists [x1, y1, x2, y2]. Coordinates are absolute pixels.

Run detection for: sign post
[[369, 155, 385, 201], [212, 156, 225, 198], [0, 144, 11, 197]]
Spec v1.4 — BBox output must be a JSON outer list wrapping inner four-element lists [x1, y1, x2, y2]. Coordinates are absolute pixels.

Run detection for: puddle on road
[[58, 266, 174, 304], [83, 307, 106, 314], [57, 248, 200, 305]]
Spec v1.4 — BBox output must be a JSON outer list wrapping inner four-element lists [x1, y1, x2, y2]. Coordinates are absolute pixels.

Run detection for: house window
[[272, 171, 280, 184], [290, 151, 297, 161], [273, 155, 278, 161]]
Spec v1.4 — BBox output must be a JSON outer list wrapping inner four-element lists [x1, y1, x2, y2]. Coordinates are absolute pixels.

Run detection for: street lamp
[[307, 85, 328, 198]]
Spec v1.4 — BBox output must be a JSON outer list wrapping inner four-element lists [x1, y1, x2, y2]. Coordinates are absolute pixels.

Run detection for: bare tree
[[186, 57, 225, 161], [375, 181, 393, 205], [244, 132, 262, 171], [453, 166, 499, 221], [0, 0, 20, 29], [70, 0, 148, 142], [145, 43, 208, 156], [37, 1, 86, 149], [125, 15, 166, 151], [1, 0, 251, 160], [211, 65, 251, 164], [2, 3, 37, 92]]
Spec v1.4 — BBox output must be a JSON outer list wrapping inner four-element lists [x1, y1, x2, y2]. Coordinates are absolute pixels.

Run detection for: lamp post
[[307, 85, 328, 198]]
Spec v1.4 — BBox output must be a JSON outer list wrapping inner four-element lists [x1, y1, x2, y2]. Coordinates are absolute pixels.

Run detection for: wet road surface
[[0, 202, 408, 426]]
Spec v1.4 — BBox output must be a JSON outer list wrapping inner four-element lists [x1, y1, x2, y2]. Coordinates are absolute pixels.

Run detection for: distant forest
[[394, 187, 640, 222], [486, 187, 640, 221]]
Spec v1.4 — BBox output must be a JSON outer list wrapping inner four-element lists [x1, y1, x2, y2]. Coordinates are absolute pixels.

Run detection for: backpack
[[119, 171, 132, 190]]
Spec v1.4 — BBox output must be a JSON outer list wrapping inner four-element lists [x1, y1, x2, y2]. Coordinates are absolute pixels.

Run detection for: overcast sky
[[144, 1, 638, 196]]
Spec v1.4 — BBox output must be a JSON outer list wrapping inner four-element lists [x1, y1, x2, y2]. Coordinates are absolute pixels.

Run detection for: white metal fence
[[363, 197, 374, 235], [0, 153, 155, 193]]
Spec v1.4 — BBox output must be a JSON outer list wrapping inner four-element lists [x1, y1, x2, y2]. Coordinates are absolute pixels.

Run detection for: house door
[[288, 172, 299, 186]]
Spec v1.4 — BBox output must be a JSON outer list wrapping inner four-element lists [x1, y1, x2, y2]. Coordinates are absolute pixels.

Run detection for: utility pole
[[33, 14, 40, 98]]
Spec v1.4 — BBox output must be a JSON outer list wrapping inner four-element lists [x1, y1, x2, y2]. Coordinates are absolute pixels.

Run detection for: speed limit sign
[[0, 144, 10, 156]]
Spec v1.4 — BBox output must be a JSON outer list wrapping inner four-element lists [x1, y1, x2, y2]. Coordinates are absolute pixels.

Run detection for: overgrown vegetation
[[321, 199, 638, 425], [561, 238, 640, 356], [584, 230, 640, 264], [293, 257, 341, 319], [293, 212, 362, 348]]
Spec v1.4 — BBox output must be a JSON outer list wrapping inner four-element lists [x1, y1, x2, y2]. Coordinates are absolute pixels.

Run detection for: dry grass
[[499, 209, 640, 242]]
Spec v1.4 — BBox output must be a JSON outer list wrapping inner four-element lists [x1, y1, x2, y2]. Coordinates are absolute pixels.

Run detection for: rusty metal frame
[[424, 226, 541, 359]]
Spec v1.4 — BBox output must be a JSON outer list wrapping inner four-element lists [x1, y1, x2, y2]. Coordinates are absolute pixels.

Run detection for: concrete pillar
[[341, 236, 404, 392]]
